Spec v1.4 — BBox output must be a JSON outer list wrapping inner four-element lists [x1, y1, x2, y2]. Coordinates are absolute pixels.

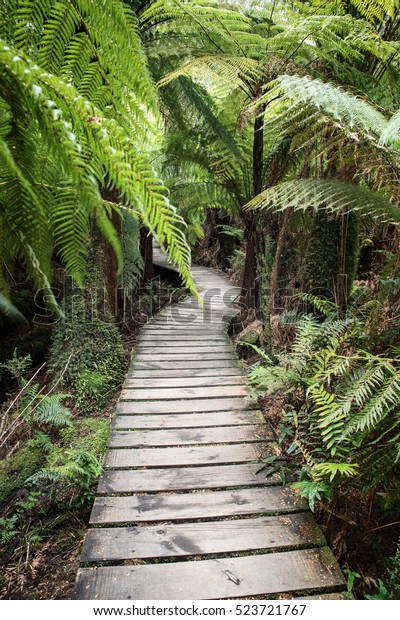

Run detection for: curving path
[[75, 248, 348, 600]]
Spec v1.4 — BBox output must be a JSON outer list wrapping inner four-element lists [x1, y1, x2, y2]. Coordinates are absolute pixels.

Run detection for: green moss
[[238, 330, 260, 345], [46, 419, 109, 467], [0, 442, 44, 504]]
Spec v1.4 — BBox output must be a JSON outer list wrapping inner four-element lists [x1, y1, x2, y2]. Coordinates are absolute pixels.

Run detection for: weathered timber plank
[[108, 425, 267, 448], [127, 368, 244, 379], [123, 376, 245, 389], [133, 352, 236, 361], [138, 335, 228, 342], [90, 486, 306, 524], [142, 325, 225, 331], [75, 547, 344, 600], [98, 463, 274, 493], [81, 513, 326, 562], [112, 411, 263, 429], [135, 346, 234, 354], [103, 442, 265, 468], [116, 398, 254, 414], [119, 385, 248, 401], [129, 361, 241, 371]]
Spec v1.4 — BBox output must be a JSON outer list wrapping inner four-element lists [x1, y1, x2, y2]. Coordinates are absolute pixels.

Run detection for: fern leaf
[[380, 108, 400, 147], [245, 179, 400, 223]]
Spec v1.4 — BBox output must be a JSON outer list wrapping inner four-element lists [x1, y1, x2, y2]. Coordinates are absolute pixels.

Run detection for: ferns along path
[[75, 248, 348, 600]]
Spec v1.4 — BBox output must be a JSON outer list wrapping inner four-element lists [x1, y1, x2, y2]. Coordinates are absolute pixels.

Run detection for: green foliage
[[248, 304, 400, 504], [25, 419, 108, 505], [49, 291, 125, 412], [27, 449, 102, 505], [0, 490, 45, 547], [120, 211, 144, 292], [366, 539, 400, 599], [245, 179, 400, 224], [0, 1, 196, 310], [33, 394, 73, 428], [0, 350, 32, 385], [0, 440, 43, 503]]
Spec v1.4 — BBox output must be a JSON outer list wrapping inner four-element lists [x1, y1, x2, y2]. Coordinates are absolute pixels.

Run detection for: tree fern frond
[[0, 293, 27, 324], [245, 179, 400, 223], [159, 54, 261, 94], [349, 0, 399, 22], [380, 108, 400, 147], [0, 39, 195, 297], [37, 1, 81, 73], [261, 74, 388, 137]]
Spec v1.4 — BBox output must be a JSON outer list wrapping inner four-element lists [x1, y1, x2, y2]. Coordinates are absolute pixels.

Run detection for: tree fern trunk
[[303, 210, 359, 311], [140, 227, 154, 284], [270, 208, 291, 310]]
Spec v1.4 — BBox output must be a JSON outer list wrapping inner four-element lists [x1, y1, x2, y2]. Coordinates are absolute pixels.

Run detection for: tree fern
[[159, 54, 262, 95], [261, 74, 388, 137], [380, 108, 400, 147], [349, 0, 399, 22], [0, 30, 196, 302], [245, 179, 400, 223]]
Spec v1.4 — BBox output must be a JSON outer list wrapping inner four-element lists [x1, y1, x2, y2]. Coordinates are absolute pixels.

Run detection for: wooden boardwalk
[[75, 248, 348, 600]]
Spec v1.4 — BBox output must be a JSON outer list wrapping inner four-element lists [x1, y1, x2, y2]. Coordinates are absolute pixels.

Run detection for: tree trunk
[[239, 104, 265, 309], [140, 227, 153, 283], [100, 187, 121, 316], [240, 219, 258, 311], [270, 209, 291, 310], [237, 102, 274, 348]]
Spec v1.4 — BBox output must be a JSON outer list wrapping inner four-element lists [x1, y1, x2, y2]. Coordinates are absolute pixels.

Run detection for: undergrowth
[[246, 293, 400, 598]]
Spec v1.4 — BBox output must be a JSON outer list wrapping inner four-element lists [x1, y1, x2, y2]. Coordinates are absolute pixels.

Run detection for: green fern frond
[[349, 0, 399, 22], [0, 37, 195, 299], [0, 293, 27, 324], [380, 108, 400, 147], [33, 394, 73, 427], [301, 293, 338, 317], [245, 179, 400, 223], [261, 74, 387, 136], [344, 370, 400, 434], [159, 54, 261, 94]]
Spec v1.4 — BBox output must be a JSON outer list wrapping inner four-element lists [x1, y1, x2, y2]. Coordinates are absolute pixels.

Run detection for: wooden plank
[[80, 513, 326, 562], [129, 360, 241, 371], [90, 486, 306, 524], [112, 411, 263, 429], [138, 335, 228, 342], [103, 441, 265, 468], [142, 325, 225, 331], [147, 320, 232, 327], [123, 376, 245, 388], [119, 385, 248, 400], [98, 463, 275, 493], [116, 398, 253, 414], [127, 367, 244, 378], [75, 547, 344, 600], [108, 425, 267, 448], [133, 353, 236, 361], [135, 340, 233, 357]]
